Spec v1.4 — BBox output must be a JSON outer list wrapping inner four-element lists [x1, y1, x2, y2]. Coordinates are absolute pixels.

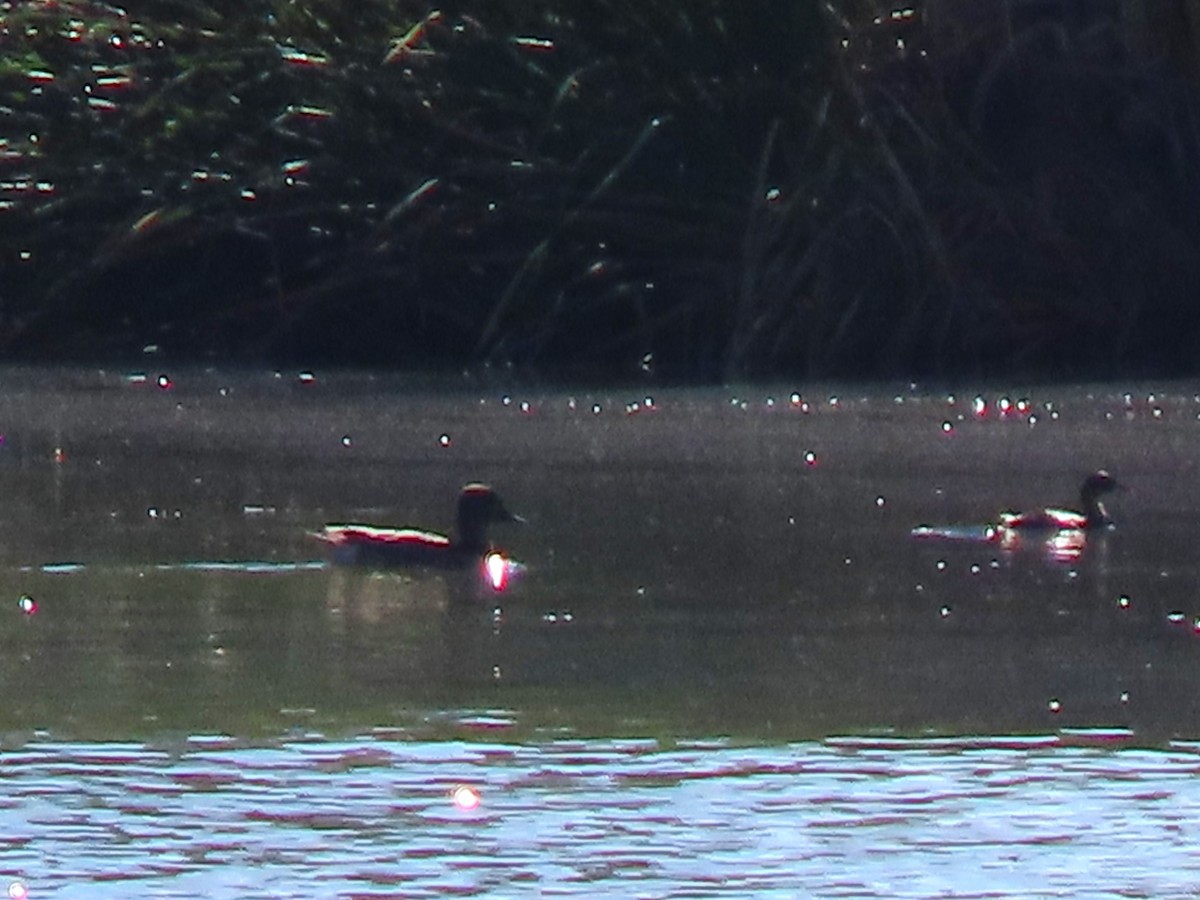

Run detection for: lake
[[1, 366, 1199, 897]]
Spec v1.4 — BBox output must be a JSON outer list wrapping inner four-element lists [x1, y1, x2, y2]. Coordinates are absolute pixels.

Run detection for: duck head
[[1079, 470, 1119, 527], [454, 483, 522, 552]]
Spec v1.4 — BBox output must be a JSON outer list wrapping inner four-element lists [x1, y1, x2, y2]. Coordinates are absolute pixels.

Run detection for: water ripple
[[2, 735, 1200, 897]]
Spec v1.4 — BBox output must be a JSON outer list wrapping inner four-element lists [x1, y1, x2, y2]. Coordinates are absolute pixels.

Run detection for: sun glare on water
[[485, 552, 508, 591], [451, 785, 481, 811]]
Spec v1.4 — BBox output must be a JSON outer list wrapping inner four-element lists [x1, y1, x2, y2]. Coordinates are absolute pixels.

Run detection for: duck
[[314, 483, 522, 571], [995, 470, 1119, 532]]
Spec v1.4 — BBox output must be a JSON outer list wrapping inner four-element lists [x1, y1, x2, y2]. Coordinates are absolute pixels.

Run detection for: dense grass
[[2, 1, 1200, 379]]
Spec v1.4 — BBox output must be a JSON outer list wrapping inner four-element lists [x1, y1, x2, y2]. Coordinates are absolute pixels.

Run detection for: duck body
[[318, 525, 477, 569], [995, 470, 1118, 533], [315, 483, 521, 572], [911, 470, 1119, 563]]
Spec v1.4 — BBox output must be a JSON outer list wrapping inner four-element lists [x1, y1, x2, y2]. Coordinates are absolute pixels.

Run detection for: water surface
[[7, 734, 1200, 899], [2, 368, 1200, 896], [1, 369, 1197, 740]]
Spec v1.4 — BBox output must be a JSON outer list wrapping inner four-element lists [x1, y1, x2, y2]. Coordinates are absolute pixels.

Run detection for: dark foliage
[[2, 0, 1200, 379]]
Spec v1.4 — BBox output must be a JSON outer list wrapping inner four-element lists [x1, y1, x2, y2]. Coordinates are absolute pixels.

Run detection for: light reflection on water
[[4, 734, 1200, 898]]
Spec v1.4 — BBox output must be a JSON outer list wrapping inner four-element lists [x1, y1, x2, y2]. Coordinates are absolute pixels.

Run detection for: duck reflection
[[322, 555, 523, 621], [322, 566, 510, 686], [991, 522, 1108, 564]]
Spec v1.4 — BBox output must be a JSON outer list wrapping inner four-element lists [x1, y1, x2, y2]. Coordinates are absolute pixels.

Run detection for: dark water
[[2, 368, 1200, 895]]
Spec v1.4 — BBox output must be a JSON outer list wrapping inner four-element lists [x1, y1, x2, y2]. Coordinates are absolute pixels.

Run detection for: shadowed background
[[3, 1, 1200, 379]]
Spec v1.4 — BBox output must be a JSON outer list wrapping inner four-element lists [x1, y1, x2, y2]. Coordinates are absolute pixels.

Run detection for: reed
[[1, 1, 1199, 378]]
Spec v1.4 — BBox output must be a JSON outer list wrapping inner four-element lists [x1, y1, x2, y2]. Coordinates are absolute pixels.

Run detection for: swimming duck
[[996, 470, 1119, 532], [315, 483, 522, 570]]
